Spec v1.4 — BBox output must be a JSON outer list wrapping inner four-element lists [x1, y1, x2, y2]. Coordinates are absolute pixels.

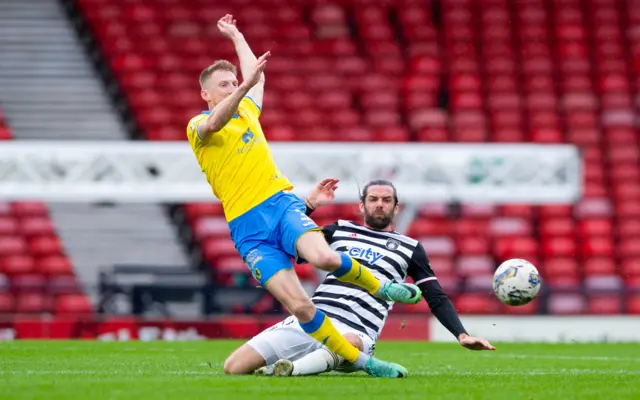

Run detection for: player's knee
[[223, 355, 248, 375], [297, 232, 340, 270], [343, 333, 364, 351], [309, 250, 341, 271], [289, 299, 317, 322], [223, 356, 239, 374]]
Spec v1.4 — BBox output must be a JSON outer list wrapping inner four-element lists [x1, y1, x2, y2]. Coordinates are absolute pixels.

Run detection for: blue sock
[[298, 309, 325, 333], [332, 253, 353, 277]]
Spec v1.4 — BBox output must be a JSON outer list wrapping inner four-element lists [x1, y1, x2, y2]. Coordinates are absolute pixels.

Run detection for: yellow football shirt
[[186, 96, 293, 222]]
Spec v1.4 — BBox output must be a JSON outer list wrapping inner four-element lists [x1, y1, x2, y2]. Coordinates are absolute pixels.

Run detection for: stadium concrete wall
[[0, 316, 639, 342]]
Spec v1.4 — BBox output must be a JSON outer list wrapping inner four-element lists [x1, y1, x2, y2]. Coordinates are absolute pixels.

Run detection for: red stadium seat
[[0, 236, 28, 256], [539, 205, 573, 218], [201, 238, 240, 263], [18, 217, 56, 237], [584, 257, 616, 276], [183, 203, 224, 223], [0, 217, 18, 235], [584, 274, 623, 291], [628, 295, 640, 314], [0, 292, 15, 313], [408, 219, 449, 237], [542, 258, 579, 279], [498, 205, 535, 219], [539, 218, 575, 237], [456, 255, 494, 277], [588, 296, 622, 314], [11, 274, 47, 293], [417, 237, 455, 257], [547, 293, 586, 315], [617, 219, 640, 238], [490, 217, 533, 237], [494, 237, 538, 259], [542, 236, 577, 258], [10, 202, 48, 217], [455, 294, 502, 314], [456, 236, 490, 256], [465, 274, 494, 291], [581, 237, 614, 258], [428, 256, 455, 276], [621, 258, 640, 278], [1, 255, 34, 279], [38, 255, 74, 276], [453, 219, 490, 237], [27, 236, 64, 256], [216, 256, 247, 274], [15, 293, 52, 314], [192, 217, 230, 241], [55, 294, 93, 316]]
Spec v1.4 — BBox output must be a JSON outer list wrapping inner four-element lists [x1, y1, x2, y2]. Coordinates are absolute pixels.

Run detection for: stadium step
[[48, 203, 190, 301], [0, 0, 127, 140]]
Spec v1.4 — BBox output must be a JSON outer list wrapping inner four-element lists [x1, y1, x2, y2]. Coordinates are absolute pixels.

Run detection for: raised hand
[[458, 334, 496, 351], [217, 14, 241, 41], [306, 178, 340, 209]]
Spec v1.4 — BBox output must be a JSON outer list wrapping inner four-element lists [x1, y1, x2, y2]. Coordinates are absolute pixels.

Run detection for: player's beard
[[364, 208, 394, 231]]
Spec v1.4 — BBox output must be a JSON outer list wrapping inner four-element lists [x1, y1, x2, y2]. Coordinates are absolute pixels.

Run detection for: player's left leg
[[223, 343, 266, 375], [224, 316, 319, 375], [268, 333, 364, 377]]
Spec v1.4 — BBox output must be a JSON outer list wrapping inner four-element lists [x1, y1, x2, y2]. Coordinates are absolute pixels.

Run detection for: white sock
[[291, 348, 343, 376]]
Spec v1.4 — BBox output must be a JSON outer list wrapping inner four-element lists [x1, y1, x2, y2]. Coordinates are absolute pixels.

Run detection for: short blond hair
[[199, 60, 237, 87]]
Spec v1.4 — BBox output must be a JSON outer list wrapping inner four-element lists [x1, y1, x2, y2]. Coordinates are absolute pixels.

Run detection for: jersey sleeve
[[240, 96, 262, 119], [186, 114, 208, 147], [408, 243, 468, 338], [407, 243, 436, 284]]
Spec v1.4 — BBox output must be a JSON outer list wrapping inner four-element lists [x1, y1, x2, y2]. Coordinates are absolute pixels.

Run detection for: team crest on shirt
[[237, 128, 264, 154], [241, 128, 255, 144], [386, 238, 400, 250]]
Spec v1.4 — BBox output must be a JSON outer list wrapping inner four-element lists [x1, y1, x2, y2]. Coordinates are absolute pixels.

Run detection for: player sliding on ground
[[186, 15, 422, 378], [224, 178, 496, 377]]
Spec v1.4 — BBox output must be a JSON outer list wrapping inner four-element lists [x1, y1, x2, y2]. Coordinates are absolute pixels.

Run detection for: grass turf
[[0, 341, 638, 399]]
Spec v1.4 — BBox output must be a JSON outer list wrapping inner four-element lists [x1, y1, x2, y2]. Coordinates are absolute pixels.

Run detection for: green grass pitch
[[0, 341, 638, 399]]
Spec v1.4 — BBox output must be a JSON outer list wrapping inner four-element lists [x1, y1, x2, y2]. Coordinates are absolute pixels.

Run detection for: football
[[492, 258, 542, 306]]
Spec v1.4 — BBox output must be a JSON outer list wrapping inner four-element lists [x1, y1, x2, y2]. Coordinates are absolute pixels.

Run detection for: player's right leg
[[278, 197, 420, 305], [295, 231, 420, 304], [264, 268, 408, 378]]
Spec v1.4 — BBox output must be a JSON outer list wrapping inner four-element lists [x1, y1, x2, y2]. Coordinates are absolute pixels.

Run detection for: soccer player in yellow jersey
[[186, 14, 421, 378]]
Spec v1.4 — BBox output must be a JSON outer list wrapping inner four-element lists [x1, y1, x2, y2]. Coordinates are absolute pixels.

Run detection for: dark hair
[[360, 179, 399, 205]]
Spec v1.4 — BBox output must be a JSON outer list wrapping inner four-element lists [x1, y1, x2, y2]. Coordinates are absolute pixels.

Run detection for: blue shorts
[[229, 191, 320, 287]]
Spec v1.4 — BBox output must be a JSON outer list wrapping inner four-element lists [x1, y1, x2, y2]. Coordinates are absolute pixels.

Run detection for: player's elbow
[[207, 118, 225, 135], [203, 118, 229, 137]]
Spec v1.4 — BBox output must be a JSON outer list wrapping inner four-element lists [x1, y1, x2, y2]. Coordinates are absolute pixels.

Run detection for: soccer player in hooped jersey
[[186, 15, 422, 378], [235, 178, 495, 377]]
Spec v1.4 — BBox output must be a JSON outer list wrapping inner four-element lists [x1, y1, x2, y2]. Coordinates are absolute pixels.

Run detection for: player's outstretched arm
[[407, 244, 496, 351], [198, 52, 270, 139], [217, 14, 266, 109]]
